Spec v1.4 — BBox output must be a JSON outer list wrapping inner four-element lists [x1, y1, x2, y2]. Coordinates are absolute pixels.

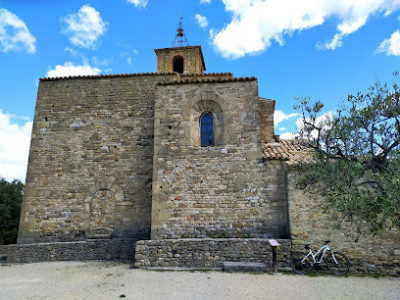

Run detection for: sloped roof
[[40, 72, 174, 81], [158, 76, 256, 85], [262, 139, 314, 165], [40, 72, 234, 82]]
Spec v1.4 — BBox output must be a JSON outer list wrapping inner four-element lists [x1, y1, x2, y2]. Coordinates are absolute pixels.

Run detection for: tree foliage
[[294, 76, 400, 234], [0, 178, 24, 245]]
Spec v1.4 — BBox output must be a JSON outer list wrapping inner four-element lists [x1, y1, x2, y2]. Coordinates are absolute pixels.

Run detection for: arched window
[[173, 55, 184, 74], [200, 113, 214, 146]]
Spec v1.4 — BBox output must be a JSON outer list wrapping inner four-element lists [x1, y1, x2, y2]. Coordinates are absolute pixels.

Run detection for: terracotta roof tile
[[180, 72, 233, 77], [40, 72, 234, 82], [40, 72, 176, 81], [157, 76, 257, 85], [262, 139, 314, 165], [154, 46, 202, 51]]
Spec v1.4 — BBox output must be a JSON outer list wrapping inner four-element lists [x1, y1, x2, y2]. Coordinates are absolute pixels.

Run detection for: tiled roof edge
[[264, 156, 289, 161], [40, 72, 176, 81], [180, 72, 233, 77], [40, 72, 235, 82], [262, 139, 314, 162], [154, 46, 202, 51], [157, 77, 257, 85]]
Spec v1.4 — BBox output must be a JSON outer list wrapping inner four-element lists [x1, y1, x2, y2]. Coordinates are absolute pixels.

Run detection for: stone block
[[223, 262, 267, 272]]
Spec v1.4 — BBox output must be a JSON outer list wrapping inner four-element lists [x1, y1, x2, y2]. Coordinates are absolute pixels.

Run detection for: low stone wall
[[135, 238, 291, 270], [288, 174, 400, 276], [0, 239, 137, 263]]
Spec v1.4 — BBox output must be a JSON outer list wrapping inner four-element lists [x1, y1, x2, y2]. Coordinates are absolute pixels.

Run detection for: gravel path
[[0, 261, 399, 300]]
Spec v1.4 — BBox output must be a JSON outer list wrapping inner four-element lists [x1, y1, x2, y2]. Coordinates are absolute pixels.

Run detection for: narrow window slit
[[200, 113, 214, 146]]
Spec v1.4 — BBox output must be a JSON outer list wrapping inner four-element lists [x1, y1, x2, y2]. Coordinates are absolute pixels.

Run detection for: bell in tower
[[155, 16, 206, 74]]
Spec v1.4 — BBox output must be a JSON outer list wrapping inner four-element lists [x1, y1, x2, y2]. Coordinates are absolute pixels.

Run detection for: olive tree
[[293, 76, 400, 234]]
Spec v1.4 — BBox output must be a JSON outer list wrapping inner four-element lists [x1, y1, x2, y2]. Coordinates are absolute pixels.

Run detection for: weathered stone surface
[[18, 74, 178, 244], [18, 66, 283, 245], [155, 46, 205, 74], [288, 173, 400, 276], [0, 239, 136, 263], [11, 43, 399, 277], [259, 98, 276, 143], [134, 238, 291, 271], [223, 262, 267, 272], [151, 80, 289, 240]]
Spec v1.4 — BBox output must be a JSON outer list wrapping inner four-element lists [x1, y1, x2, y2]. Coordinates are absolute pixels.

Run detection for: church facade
[[17, 44, 291, 245], [4, 39, 398, 275]]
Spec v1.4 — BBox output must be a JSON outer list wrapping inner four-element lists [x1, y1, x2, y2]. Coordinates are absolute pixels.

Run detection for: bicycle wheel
[[290, 252, 312, 275], [326, 251, 350, 275]]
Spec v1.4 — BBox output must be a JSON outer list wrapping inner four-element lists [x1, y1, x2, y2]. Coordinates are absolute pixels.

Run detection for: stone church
[[4, 27, 398, 274], [17, 29, 290, 246]]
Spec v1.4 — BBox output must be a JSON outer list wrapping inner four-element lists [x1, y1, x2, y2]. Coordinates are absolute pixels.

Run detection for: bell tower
[[155, 16, 206, 74]]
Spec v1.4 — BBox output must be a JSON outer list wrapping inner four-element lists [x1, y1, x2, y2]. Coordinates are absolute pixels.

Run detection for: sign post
[[268, 239, 280, 273]]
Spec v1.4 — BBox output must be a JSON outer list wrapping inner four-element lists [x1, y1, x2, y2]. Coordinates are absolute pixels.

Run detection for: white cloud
[[121, 50, 138, 65], [91, 56, 112, 66], [212, 0, 400, 58], [0, 110, 32, 182], [274, 110, 299, 127], [64, 46, 79, 56], [278, 112, 334, 140], [62, 5, 108, 49], [296, 111, 334, 139], [376, 30, 400, 56], [121, 51, 132, 65], [200, 0, 211, 4], [46, 62, 101, 78], [316, 33, 343, 50], [127, 0, 148, 8], [280, 132, 296, 139], [0, 8, 36, 53], [195, 14, 209, 28]]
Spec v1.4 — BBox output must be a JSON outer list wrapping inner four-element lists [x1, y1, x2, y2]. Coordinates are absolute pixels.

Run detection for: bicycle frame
[[301, 244, 337, 265]]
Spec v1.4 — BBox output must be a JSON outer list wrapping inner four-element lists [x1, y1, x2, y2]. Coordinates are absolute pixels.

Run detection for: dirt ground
[[0, 261, 399, 300]]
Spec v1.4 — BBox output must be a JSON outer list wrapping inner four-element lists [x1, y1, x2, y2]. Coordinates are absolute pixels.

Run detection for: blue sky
[[1, 0, 400, 181]]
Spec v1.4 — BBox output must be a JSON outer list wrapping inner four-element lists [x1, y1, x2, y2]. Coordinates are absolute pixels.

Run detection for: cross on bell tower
[[170, 15, 190, 47]]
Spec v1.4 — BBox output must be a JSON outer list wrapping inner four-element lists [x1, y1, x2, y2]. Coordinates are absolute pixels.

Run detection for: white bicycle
[[290, 240, 350, 275]]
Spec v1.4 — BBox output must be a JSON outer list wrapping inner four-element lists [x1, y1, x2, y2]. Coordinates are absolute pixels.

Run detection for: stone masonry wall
[[0, 239, 136, 263], [288, 173, 400, 276], [259, 98, 276, 143], [135, 238, 291, 270], [18, 74, 176, 244], [156, 47, 204, 74], [151, 79, 290, 239]]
